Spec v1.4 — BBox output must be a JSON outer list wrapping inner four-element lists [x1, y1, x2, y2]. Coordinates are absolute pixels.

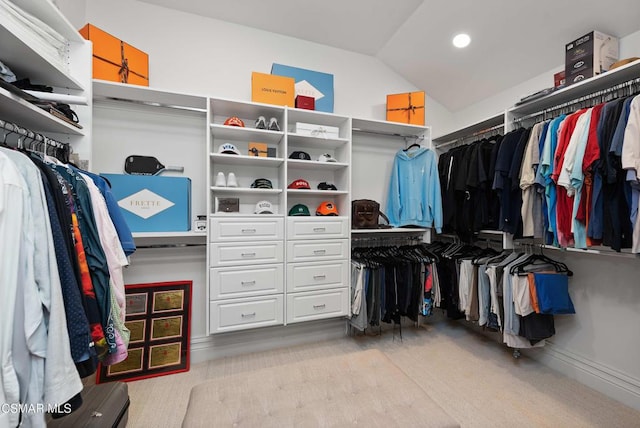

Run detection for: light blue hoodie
[[386, 147, 443, 232]]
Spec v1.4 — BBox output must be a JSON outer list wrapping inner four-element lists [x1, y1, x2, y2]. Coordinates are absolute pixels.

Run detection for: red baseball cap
[[288, 179, 310, 189]]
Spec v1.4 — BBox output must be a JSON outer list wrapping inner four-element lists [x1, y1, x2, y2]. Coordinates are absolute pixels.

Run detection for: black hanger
[[403, 142, 421, 151], [509, 253, 573, 276]]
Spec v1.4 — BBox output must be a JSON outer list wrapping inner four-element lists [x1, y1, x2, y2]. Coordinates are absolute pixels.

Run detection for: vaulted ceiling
[[140, 0, 640, 112]]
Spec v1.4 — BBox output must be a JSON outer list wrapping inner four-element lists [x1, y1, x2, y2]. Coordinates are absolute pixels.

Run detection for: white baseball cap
[[255, 200, 274, 214], [219, 143, 240, 155], [318, 153, 337, 162]]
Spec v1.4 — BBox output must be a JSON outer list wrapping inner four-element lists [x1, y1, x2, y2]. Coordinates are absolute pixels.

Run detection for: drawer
[[287, 217, 348, 240], [210, 295, 284, 334], [287, 239, 349, 263], [210, 217, 284, 241], [210, 241, 284, 266], [286, 260, 349, 293], [286, 288, 349, 324], [210, 264, 284, 299]]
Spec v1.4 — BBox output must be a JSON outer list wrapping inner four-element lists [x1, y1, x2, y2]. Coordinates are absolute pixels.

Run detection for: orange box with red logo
[[251, 72, 295, 106], [79, 24, 149, 86], [386, 91, 425, 125]]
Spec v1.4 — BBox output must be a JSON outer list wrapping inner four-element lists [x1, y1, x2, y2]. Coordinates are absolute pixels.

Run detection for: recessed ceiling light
[[453, 33, 471, 48]]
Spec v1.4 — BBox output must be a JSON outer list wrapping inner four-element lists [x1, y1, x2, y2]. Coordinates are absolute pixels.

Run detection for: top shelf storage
[[0, 20, 85, 90], [351, 118, 428, 139], [93, 80, 208, 111], [12, 0, 84, 42], [509, 59, 640, 115]]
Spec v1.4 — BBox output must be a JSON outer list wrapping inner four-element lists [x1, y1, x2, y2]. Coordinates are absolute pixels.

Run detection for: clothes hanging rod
[[0, 118, 68, 149], [94, 96, 208, 113], [511, 76, 640, 124], [351, 128, 424, 140], [435, 123, 504, 150]]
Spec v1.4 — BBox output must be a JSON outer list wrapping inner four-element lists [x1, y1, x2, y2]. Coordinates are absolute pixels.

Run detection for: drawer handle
[[313, 227, 326, 232], [313, 249, 326, 255], [313, 274, 326, 280], [241, 280, 256, 286], [241, 312, 256, 318], [242, 228, 256, 233], [313, 304, 326, 310], [241, 252, 256, 257]]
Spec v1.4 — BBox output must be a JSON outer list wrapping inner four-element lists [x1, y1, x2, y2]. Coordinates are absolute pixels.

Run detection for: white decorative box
[[294, 122, 340, 139]]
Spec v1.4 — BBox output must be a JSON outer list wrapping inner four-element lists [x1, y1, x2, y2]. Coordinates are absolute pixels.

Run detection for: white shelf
[[210, 97, 284, 120], [509, 59, 640, 115], [0, 21, 85, 90], [210, 124, 284, 144], [287, 159, 348, 170], [432, 113, 504, 144], [210, 213, 284, 218], [210, 186, 283, 195], [93, 80, 207, 111], [286, 108, 349, 128], [12, 0, 85, 42], [287, 189, 348, 196], [133, 231, 206, 238], [351, 228, 428, 234], [287, 133, 349, 149], [0, 87, 85, 135], [351, 117, 428, 138], [210, 153, 284, 167]]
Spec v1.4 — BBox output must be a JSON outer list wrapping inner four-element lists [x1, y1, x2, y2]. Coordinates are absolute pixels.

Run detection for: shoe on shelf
[[255, 116, 267, 129], [215, 172, 226, 187], [268, 117, 280, 131], [227, 172, 238, 188]]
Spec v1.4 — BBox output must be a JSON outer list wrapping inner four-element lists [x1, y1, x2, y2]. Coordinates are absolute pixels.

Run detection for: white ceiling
[[140, 0, 640, 112]]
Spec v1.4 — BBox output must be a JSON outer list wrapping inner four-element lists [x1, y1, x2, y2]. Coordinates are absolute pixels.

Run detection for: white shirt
[[0, 153, 27, 428], [557, 110, 592, 195]]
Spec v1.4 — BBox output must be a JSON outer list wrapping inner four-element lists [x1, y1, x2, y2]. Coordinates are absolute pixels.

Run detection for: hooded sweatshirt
[[387, 146, 443, 232]]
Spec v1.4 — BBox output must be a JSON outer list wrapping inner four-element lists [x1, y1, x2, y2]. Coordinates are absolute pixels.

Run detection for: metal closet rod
[[512, 77, 640, 125], [436, 123, 504, 150], [94, 96, 208, 113], [0, 118, 69, 150], [351, 127, 425, 141]]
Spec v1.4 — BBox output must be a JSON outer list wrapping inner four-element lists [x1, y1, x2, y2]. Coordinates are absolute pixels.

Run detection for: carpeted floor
[[125, 318, 640, 427]]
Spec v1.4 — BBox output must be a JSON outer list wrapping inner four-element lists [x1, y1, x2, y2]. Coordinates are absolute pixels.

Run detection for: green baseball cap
[[288, 204, 310, 216]]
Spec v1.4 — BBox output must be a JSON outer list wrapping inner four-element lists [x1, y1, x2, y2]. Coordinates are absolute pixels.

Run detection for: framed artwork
[[96, 280, 192, 383]]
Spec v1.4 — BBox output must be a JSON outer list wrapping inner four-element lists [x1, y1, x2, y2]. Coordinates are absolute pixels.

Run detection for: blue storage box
[[271, 63, 334, 113], [100, 174, 191, 232]]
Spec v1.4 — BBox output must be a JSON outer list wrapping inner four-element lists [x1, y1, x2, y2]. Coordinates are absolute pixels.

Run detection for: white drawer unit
[[210, 295, 284, 333], [287, 239, 349, 263], [286, 288, 349, 324], [211, 241, 284, 266], [287, 217, 349, 240], [286, 260, 349, 293], [210, 217, 284, 242], [210, 264, 284, 299]]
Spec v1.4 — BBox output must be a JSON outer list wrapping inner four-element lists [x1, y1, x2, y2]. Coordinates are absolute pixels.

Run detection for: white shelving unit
[[0, 0, 91, 160]]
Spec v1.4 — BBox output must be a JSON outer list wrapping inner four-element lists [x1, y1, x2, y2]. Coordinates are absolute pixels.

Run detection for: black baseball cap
[[317, 182, 337, 190], [250, 178, 273, 189], [289, 151, 311, 160]]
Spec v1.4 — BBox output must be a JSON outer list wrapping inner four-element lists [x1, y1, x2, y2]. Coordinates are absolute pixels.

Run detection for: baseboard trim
[[531, 341, 640, 411], [189, 319, 347, 364]]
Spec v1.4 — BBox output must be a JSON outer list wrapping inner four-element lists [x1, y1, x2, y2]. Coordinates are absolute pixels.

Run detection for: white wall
[[61, 0, 452, 131], [452, 29, 640, 130]]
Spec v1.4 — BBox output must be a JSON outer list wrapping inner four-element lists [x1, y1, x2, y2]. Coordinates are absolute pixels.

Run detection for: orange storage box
[[251, 72, 295, 107], [386, 91, 425, 125], [79, 24, 149, 86]]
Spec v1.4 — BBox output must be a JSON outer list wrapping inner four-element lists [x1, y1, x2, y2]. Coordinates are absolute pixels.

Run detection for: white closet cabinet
[[0, 0, 92, 159], [207, 101, 352, 333]]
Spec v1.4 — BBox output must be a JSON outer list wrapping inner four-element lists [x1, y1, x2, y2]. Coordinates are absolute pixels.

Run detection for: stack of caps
[[288, 179, 310, 189], [255, 200, 274, 214], [250, 178, 273, 189]]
